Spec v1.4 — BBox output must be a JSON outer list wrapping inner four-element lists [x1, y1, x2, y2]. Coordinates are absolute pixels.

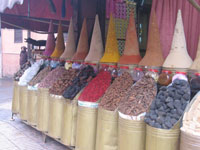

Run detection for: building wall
[[1, 29, 48, 77]]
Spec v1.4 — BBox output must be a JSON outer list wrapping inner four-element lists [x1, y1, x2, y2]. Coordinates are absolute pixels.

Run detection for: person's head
[[21, 46, 27, 51]]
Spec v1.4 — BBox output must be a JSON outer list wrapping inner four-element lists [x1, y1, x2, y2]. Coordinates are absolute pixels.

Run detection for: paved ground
[[0, 78, 68, 150]]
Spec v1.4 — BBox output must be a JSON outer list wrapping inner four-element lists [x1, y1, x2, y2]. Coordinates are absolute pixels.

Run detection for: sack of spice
[[18, 60, 44, 86], [28, 66, 52, 87], [145, 79, 190, 150], [49, 68, 78, 95], [76, 70, 112, 150], [38, 66, 67, 89], [63, 65, 96, 100], [96, 71, 133, 150], [117, 76, 157, 150]]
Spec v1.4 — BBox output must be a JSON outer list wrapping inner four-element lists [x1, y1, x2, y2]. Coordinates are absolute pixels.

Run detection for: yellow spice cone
[[163, 10, 193, 68], [60, 18, 76, 60], [190, 37, 200, 70], [72, 18, 89, 61], [85, 15, 104, 62], [139, 10, 164, 67], [51, 21, 65, 58], [100, 14, 120, 63]]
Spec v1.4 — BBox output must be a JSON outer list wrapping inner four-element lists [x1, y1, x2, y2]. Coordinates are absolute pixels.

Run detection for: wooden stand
[[11, 113, 75, 150]]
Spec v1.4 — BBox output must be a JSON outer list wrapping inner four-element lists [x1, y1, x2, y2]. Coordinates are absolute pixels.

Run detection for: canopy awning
[[0, 0, 73, 32]]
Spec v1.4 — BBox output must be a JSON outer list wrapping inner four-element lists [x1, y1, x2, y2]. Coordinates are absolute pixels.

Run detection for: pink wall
[[1, 29, 48, 77], [3, 54, 20, 77]]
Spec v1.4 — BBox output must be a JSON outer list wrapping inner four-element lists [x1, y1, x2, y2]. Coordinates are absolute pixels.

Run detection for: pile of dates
[[145, 79, 190, 129], [63, 65, 96, 100]]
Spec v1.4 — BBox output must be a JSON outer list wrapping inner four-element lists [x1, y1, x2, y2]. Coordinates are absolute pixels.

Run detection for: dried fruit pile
[[49, 68, 78, 95], [118, 76, 157, 116], [28, 66, 52, 86], [99, 72, 133, 111], [145, 79, 190, 129], [63, 66, 96, 100], [78, 70, 112, 102], [14, 62, 31, 81], [38, 67, 67, 88]]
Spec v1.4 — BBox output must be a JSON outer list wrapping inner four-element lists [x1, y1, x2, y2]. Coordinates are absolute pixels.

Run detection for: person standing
[[20, 46, 28, 69]]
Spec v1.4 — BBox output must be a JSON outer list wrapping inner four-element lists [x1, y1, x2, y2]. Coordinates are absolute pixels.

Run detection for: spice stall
[[10, 0, 200, 150]]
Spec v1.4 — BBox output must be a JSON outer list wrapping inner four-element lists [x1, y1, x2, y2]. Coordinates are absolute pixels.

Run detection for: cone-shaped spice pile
[[119, 11, 141, 64], [139, 10, 164, 67], [100, 14, 120, 63], [190, 37, 200, 70], [72, 18, 89, 61], [60, 18, 76, 60], [43, 21, 55, 57], [163, 10, 193, 68], [85, 15, 104, 62], [51, 21, 65, 58]]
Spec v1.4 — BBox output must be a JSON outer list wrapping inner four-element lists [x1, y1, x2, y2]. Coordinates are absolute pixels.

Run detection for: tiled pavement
[[0, 78, 69, 150]]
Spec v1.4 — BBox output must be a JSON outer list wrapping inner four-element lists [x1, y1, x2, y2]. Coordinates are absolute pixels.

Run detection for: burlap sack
[[75, 105, 98, 150], [96, 108, 118, 150], [118, 116, 146, 150], [27, 88, 38, 126], [48, 94, 64, 139], [36, 88, 49, 132], [19, 85, 28, 120], [12, 81, 19, 114]]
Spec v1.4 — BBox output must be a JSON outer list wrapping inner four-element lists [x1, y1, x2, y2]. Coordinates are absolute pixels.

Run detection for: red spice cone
[[60, 18, 76, 60], [85, 15, 104, 62], [139, 10, 164, 67], [51, 21, 65, 58], [72, 18, 89, 61], [119, 11, 141, 64], [43, 20, 55, 57]]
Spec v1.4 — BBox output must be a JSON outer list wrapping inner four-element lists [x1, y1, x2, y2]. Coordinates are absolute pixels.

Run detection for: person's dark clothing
[[20, 50, 28, 68]]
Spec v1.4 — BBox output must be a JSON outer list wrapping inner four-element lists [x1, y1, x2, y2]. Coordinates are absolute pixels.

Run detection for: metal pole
[[0, 14, 2, 78], [27, 0, 31, 59]]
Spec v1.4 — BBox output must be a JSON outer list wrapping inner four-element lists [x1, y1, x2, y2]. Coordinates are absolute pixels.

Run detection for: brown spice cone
[[60, 18, 76, 60], [72, 18, 89, 61], [139, 10, 164, 67], [85, 15, 104, 62], [119, 11, 141, 64]]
